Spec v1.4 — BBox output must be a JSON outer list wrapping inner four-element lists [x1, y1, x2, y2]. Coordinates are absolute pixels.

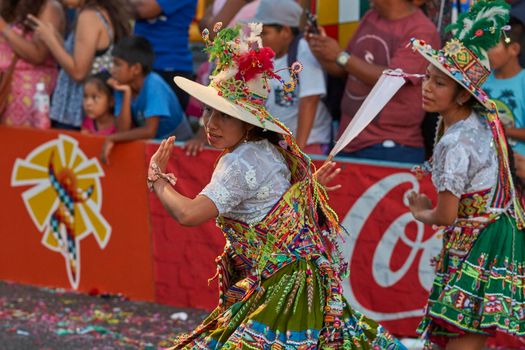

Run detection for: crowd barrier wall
[[1, 126, 521, 347], [1, 126, 155, 301]]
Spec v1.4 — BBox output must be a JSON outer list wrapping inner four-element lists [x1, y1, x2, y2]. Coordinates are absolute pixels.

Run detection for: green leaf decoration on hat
[[446, 0, 510, 57], [204, 26, 241, 74]]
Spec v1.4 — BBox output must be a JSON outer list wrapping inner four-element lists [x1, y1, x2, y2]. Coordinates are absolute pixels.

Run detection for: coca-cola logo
[[337, 172, 442, 321]]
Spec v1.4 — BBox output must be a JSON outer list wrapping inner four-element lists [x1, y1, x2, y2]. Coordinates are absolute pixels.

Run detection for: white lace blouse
[[432, 112, 498, 197], [200, 139, 291, 224]]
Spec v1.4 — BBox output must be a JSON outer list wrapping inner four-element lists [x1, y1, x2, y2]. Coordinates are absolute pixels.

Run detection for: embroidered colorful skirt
[[418, 214, 525, 347], [170, 258, 405, 349]]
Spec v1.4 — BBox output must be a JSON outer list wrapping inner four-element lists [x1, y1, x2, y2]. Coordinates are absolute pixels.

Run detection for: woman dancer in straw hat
[[148, 23, 406, 349]]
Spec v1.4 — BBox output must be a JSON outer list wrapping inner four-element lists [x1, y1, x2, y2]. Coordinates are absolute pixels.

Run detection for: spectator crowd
[[1, 0, 524, 167]]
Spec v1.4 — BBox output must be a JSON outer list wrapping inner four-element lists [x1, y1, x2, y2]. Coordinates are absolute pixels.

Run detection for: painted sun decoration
[[11, 134, 111, 289]]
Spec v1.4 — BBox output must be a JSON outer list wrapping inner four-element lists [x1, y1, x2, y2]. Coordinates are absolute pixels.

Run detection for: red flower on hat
[[235, 47, 276, 82]]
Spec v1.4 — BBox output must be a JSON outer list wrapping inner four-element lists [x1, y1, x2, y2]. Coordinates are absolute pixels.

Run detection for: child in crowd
[[254, 0, 332, 154], [81, 72, 117, 136], [483, 17, 525, 155], [101, 36, 193, 164], [185, 0, 332, 156]]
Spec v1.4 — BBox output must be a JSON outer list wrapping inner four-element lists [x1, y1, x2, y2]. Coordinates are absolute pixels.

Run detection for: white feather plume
[[456, 6, 509, 40]]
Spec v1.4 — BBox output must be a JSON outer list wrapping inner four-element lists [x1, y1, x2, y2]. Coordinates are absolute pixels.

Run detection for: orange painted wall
[[0, 126, 155, 301]]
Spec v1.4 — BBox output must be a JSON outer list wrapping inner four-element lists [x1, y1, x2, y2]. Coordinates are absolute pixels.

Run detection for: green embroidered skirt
[[418, 214, 525, 347], [171, 259, 405, 349]]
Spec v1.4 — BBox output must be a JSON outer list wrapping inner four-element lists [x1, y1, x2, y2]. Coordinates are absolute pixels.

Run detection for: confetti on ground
[[0, 281, 207, 350]]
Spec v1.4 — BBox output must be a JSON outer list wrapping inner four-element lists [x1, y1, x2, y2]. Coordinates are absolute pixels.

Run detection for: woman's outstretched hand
[[315, 161, 342, 192], [151, 136, 176, 173], [407, 191, 432, 220], [147, 136, 177, 191]]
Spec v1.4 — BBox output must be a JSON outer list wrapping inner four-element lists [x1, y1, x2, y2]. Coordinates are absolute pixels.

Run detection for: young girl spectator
[[0, 0, 64, 128], [29, 0, 131, 130], [81, 72, 116, 136], [408, 1, 525, 349]]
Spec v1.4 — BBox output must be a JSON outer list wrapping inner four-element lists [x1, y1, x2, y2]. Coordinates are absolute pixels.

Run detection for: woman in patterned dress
[[408, 1, 525, 349], [147, 24, 406, 350]]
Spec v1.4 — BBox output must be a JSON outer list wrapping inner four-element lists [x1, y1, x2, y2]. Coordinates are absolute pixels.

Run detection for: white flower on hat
[[244, 23, 263, 48], [211, 65, 239, 84]]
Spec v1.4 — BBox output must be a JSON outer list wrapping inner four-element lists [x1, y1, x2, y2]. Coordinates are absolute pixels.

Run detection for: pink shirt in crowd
[[339, 8, 440, 153], [81, 117, 117, 136], [212, 0, 260, 26]]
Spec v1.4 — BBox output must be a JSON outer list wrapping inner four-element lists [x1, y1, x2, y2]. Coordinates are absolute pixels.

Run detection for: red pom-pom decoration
[[234, 47, 276, 81]]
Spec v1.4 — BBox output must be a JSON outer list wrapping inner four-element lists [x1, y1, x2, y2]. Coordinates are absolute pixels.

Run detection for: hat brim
[[411, 40, 493, 110], [174, 76, 289, 135]]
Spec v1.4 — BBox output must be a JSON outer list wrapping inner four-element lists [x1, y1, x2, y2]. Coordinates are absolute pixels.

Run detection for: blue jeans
[[341, 142, 425, 164]]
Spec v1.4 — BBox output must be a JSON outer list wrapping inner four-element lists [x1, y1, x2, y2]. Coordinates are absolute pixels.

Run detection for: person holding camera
[[307, 0, 440, 163], [252, 0, 332, 154]]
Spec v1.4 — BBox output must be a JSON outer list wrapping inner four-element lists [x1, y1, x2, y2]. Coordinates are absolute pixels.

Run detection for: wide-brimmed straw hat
[[410, 0, 510, 110], [175, 23, 302, 135]]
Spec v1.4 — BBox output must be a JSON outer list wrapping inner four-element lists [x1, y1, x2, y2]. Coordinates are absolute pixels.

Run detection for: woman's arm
[[149, 136, 219, 226], [408, 190, 459, 226], [1, 0, 64, 65], [30, 9, 102, 81], [132, 0, 162, 19], [306, 27, 385, 85], [506, 127, 525, 142], [153, 181, 219, 226], [203, 0, 249, 37]]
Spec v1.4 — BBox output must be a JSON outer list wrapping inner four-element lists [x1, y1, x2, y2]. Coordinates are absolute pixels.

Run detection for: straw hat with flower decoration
[[174, 22, 303, 135]]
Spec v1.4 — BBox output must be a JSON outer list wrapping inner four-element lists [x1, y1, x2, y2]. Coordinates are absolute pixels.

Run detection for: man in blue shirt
[[132, 0, 197, 110], [101, 36, 193, 164]]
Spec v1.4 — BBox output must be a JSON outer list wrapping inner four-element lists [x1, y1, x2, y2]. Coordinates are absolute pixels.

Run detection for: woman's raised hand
[[314, 161, 342, 192], [151, 136, 176, 173]]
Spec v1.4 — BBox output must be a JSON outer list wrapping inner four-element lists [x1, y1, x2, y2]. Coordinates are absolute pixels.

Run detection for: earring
[[456, 99, 463, 106]]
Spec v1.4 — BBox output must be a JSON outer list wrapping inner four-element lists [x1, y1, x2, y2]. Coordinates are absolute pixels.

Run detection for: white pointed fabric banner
[[329, 69, 408, 159]]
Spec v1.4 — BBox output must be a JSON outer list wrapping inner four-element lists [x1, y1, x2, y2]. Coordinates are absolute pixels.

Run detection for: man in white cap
[[251, 0, 332, 154]]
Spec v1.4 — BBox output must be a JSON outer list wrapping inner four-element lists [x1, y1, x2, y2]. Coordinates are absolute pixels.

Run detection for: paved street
[[0, 280, 515, 350], [0, 281, 207, 350]]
